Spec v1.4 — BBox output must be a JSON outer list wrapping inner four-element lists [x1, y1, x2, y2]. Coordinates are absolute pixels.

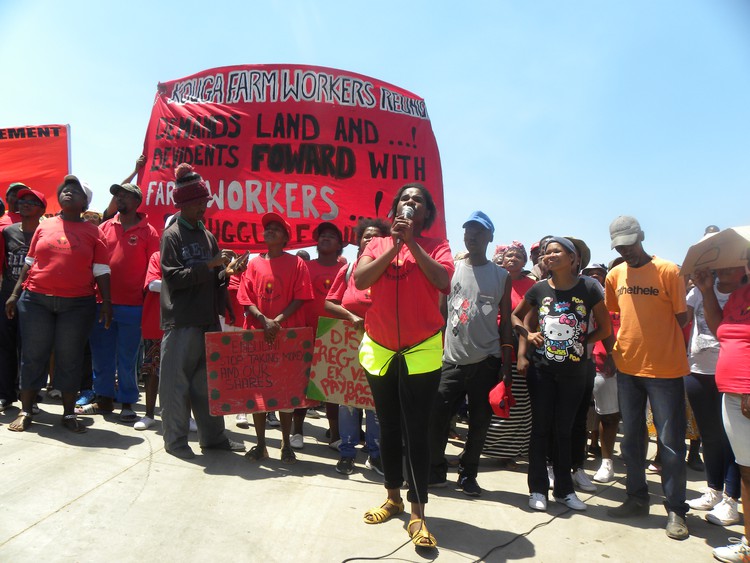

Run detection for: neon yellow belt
[[358, 331, 443, 376]]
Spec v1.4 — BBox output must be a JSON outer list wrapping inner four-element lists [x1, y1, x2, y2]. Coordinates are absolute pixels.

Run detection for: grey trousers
[[160, 326, 227, 451]]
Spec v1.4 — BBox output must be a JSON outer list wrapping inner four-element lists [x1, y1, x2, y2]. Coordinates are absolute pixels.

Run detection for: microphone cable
[[342, 475, 626, 562]]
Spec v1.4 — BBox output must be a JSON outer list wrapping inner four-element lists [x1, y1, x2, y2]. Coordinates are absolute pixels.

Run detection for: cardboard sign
[[680, 226, 750, 276], [307, 317, 374, 409], [205, 327, 314, 415], [139, 64, 445, 251]]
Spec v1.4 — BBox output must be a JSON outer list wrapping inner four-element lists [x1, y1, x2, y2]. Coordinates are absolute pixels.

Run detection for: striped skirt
[[482, 364, 532, 459]]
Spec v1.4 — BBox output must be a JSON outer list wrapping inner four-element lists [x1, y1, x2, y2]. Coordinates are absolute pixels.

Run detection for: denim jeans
[[0, 289, 20, 403], [429, 356, 499, 482], [527, 366, 587, 497], [617, 371, 688, 515], [89, 304, 143, 404], [338, 406, 380, 460], [17, 290, 96, 393], [685, 373, 740, 498]]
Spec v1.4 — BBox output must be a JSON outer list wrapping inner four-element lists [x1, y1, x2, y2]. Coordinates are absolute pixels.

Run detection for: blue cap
[[462, 211, 494, 234]]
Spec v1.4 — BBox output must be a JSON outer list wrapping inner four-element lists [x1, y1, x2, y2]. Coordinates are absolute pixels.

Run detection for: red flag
[[0, 124, 70, 213]]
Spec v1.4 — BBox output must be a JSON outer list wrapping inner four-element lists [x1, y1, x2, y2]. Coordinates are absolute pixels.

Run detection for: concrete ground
[[0, 395, 743, 562]]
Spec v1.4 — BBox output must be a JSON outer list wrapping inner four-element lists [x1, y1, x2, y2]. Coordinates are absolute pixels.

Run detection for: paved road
[[0, 397, 742, 562]]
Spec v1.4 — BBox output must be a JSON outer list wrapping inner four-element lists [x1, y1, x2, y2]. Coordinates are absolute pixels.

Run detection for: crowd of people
[[0, 165, 748, 561]]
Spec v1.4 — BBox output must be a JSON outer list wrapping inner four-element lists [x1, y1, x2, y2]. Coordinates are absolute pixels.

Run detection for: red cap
[[488, 381, 516, 418], [261, 212, 292, 239], [16, 188, 47, 210]]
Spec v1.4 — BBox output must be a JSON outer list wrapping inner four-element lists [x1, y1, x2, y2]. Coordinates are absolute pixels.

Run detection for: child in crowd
[[237, 212, 312, 464]]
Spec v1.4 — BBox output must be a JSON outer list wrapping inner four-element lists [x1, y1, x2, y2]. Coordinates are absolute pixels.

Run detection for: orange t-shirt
[[604, 256, 688, 378]]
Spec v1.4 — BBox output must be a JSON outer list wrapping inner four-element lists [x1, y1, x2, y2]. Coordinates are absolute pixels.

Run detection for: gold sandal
[[407, 518, 437, 548], [363, 498, 404, 524]]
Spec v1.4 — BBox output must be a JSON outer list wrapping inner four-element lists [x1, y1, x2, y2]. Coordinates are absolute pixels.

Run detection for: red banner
[[0, 124, 70, 213], [205, 328, 315, 415], [140, 65, 444, 250]]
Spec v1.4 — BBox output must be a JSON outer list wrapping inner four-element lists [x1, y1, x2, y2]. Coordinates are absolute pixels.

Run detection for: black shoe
[[365, 456, 384, 476], [607, 496, 649, 518], [457, 474, 482, 497], [202, 439, 245, 452], [167, 445, 196, 460], [687, 453, 705, 472], [336, 457, 354, 475], [665, 511, 689, 540]]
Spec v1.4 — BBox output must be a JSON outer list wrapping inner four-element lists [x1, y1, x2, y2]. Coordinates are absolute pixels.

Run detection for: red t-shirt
[[593, 312, 621, 373], [510, 276, 535, 310], [237, 252, 313, 330], [715, 284, 750, 394], [303, 259, 347, 332], [498, 275, 535, 362], [25, 217, 109, 298], [0, 215, 12, 229], [141, 251, 162, 340], [362, 236, 454, 351], [99, 214, 160, 305], [327, 260, 372, 319], [225, 274, 244, 327]]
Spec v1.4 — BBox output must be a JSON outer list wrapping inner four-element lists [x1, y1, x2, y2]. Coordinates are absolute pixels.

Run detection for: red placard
[[139, 65, 444, 250], [205, 327, 314, 415], [0, 124, 70, 213], [307, 317, 374, 409]]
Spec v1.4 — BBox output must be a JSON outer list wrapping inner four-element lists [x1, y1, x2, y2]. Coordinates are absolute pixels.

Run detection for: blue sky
[[1, 0, 748, 266]]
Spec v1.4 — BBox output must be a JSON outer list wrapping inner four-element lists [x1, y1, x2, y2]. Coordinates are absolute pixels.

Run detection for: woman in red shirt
[[483, 242, 535, 463], [5, 176, 112, 433], [354, 183, 454, 549], [694, 257, 750, 562], [324, 217, 390, 476]]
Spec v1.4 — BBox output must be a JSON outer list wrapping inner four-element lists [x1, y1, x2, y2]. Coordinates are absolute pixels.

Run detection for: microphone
[[394, 206, 414, 249]]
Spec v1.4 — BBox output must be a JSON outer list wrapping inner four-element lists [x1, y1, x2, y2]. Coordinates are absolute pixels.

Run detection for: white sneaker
[[235, 413, 249, 429], [290, 433, 304, 450], [189, 418, 198, 433], [134, 416, 156, 430], [713, 536, 749, 563], [547, 465, 554, 490], [529, 492, 547, 511], [554, 492, 587, 511], [572, 468, 597, 492], [687, 487, 722, 510], [593, 459, 614, 483], [706, 496, 741, 526]]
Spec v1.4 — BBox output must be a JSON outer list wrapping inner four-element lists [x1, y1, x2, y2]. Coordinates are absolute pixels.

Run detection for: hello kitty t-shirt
[[524, 276, 603, 375]]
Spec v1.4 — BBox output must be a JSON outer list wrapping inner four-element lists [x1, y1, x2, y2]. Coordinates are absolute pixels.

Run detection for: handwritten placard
[[307, 317, 374, 409], [205, 328, 314, 415]]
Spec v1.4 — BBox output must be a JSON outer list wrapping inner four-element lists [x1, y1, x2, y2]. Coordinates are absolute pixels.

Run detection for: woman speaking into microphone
[[354, 182, 453, 549]]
